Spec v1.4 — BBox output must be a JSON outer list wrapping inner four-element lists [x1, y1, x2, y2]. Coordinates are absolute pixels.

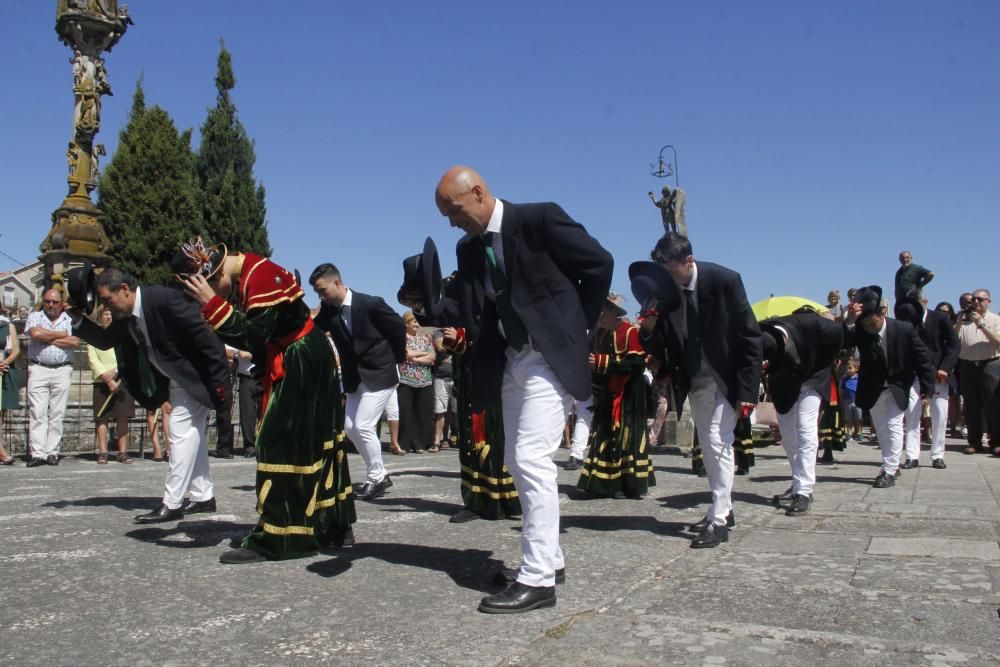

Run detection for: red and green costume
[[201, 253, 355, 559], [577, 321, 655, 498]]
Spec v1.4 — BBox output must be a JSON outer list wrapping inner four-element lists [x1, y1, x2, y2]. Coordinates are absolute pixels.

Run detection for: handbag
[[753, 401, 778, 427]]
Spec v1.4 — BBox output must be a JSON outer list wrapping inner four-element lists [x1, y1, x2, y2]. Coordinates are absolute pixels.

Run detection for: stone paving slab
[[2, 436, 1000, 665]]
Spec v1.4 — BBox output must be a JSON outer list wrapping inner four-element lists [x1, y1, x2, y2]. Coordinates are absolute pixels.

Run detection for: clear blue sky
[[3, 1, 998, 314]]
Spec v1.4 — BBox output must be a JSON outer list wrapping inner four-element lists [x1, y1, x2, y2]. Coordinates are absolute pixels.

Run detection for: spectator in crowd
[[840, 358, 862, 441], [956, 288, 1000, 455], [934, 301, 964, 438], [145, 405, 169, 462], [894, 250, 934, 303], [847, 287, 858, 306], [826, 290, 844, 322], [646, 370, 673, 452], [234, 347, 259, 458], [431, 328, 456, 449], [382, 388, 404, 455], [844, 286, 935, 488], [895, 296, 959, 469], [25, 288, 79, 467], [312, 263, 406, 500], [563, 395, 592, 471], [0, 304, 22, 465], [88, 307, 134, 464], [210, 345, 238, 459], [397, 311, 436, 453]]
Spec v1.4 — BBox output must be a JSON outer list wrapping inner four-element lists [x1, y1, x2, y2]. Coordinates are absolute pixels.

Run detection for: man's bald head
[[41, 288, 64, 320], [435, 165, 496, 236]]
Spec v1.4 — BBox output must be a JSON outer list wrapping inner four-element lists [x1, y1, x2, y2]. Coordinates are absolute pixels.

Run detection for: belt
[[30, 360, 72, 369], [968, 356, 1000, 367]]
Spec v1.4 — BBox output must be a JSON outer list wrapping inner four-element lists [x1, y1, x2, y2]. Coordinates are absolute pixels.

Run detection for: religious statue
[[88, 144, 106, 191], [648, 185, 687, 237], [66, 141, 81, 179]]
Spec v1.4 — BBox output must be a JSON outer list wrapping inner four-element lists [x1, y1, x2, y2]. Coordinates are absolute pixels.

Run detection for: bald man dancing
[[428, 166, 613, 613]]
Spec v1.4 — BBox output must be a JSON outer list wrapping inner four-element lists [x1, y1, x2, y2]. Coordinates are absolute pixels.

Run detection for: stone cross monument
[[40, 1, 131, 288]]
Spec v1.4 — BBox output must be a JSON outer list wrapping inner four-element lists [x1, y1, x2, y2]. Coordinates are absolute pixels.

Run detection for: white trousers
[[502, 348, 572, 588], [384, 386, 399, 421], [776, 388, 822, 498], [27, 365, 73, 458], [688, 374, 737, 526], [905, 379, 948, 462], [869, 386, 909, 476], [345, 382, 394, 484], [163, 383, 213, 509], [569, 396, 593, 460]]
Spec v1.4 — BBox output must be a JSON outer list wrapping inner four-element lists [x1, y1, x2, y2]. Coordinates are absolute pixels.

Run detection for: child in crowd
[[841, 358, 862, 441]]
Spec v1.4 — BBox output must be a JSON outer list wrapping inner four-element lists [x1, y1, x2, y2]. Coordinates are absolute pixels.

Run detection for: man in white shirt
[[25, 289, 79, 466]]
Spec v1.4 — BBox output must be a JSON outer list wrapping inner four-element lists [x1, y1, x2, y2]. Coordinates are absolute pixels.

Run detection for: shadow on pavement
[[560, 514, 691, 540], [371, 496, 463, 517], [125, 519, 253, 549], [749, 474, 875, 486], [44, 496, 161, 511], [392, 469, 461, 480], [657, 490, 773, 509], [307, 543, 501, 592]]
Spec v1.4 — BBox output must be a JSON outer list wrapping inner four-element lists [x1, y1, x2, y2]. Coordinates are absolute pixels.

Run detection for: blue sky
[[3, 1, 998, 315]]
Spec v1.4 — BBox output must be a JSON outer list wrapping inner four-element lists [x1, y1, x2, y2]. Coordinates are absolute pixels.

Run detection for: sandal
[[427, 446, 440, 453], [389, 446, 406, 456], [96, 452, 108, 465], [0, 456, 17, 466], [117, 453, 133, 464]]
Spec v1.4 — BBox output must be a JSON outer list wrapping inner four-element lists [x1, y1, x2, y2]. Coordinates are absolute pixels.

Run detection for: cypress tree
[[97, 80, 204, 284], [196, 43, 271, 256]]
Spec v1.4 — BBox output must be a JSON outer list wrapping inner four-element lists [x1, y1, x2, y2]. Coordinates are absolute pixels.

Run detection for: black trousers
[[215, 370, 236, 453], [238, 374, 262, 450], [397, 383, 434, 452], [958, 358, 1000, 449]]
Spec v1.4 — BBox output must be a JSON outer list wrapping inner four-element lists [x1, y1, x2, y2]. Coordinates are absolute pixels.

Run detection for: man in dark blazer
[[638, 233, 762, 548], [760, 311, 844, 516], [431, 165, 612, 614], [895, 296, 959, 469], [845, 286, 935, 487], [72, 268, 231, 523], [311, 264, 406, 500]]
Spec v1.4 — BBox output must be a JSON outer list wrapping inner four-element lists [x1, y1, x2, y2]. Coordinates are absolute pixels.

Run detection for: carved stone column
[[40, 1, 131, 289]]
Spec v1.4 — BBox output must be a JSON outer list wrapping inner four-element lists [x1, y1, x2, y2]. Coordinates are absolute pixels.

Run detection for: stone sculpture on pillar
[[40, 1, 131, 287]]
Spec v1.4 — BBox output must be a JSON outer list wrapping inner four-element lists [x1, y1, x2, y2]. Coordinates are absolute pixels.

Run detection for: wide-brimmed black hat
[[855, 285, 883, 322], [628, 261, 681, 314], [893, 295, 923, 327], [399, 237, 443, 318], [65, 260, 96, 314]]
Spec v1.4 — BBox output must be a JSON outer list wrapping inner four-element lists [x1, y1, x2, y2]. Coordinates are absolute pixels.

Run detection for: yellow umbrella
[[751, 296, 828, 321]]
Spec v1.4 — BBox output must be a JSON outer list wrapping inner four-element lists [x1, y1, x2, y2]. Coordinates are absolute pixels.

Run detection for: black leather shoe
[[563, 456, 583, 471], [931, 458, 947, 469], [181, 497, 217, 514], [735, 465, 749, 475], [449, 508, 481, 524], [319, 526, 355, 549], [901, 459, 920, 469], [355, 475, 392, 500], [690, 523, 729, 548], [243, 446, 256, 458], [817, 454, 836, 465], [26, 457, 47, 468], [478, 582, 556, 614], [211, 449, 234, 459], [46, 455, 59, 466], [785, 494, 811, 516], [873, 472, 896, 488], [493, 566, 566, 587], [773, 487, 795, 505], [134, 504, 184, 524], [219, 548, 267, 564], [689, 510, 735, 532]]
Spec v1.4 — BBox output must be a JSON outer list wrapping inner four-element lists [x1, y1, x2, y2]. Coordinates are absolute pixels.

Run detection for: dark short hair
[[94, 267, 138, 292], [309, 263, 341, 286], [650, 232, 693, 264]]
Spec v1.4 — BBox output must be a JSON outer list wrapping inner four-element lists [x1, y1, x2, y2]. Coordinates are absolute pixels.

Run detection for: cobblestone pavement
[[2, 436, 998, 666]]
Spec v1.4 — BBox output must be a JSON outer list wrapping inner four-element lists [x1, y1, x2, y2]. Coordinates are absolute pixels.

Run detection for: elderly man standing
[[432, 165, 613, 614], [956, 289, 1000, 456], [638, 233, 762, 547], [894, 251, 934, 303], [25, 289, 79, 467]]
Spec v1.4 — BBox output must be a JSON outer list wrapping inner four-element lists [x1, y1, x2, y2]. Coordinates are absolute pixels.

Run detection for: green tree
[[196, 44, 271, 256], [97, 80, 204, 284]]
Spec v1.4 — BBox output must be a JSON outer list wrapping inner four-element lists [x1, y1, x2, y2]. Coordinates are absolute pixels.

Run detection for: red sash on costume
[[261, 319, 314, 414]]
